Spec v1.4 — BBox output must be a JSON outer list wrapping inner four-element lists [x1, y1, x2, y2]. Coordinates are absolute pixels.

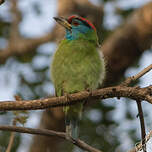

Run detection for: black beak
[[53, 17, 72, 30]]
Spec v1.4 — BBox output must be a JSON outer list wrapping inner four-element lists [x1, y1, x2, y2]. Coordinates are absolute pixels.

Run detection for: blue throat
[[65, 25, 92, 41]]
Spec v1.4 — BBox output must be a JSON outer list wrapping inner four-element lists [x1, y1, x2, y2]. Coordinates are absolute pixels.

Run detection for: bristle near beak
[[53, 17, 72, 31]]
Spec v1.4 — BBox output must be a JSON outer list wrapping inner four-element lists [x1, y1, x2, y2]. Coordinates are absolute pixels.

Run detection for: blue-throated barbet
[[51, 15, 105, 139]]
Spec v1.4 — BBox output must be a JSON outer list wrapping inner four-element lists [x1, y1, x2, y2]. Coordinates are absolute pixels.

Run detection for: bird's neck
[[65, 29, 98, 45]]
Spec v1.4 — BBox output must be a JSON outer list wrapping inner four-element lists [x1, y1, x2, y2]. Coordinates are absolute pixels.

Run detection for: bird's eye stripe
[[68, 16, 96, 31], [72, 21, 79, 26]]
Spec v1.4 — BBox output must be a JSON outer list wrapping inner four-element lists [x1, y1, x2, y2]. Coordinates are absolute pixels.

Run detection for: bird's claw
[[86, 88, 93, 96], [64, 93, 71, 102]]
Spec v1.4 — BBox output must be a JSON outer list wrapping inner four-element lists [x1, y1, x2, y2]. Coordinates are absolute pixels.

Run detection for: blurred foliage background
[[0, 0, 152, 152]]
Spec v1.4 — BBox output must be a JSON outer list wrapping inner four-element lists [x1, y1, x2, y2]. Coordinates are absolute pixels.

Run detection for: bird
[[51, 15, 105, 139]]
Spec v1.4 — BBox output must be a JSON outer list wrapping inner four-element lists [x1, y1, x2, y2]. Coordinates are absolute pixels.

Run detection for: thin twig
[[5, 120, 17, 152], [0, 125, 102, 152], [5, 132, 15, 152], [136, 100, 146, 152], [132, 64, 152, 81], [128, 130, 152, 152], [121, 64, 152, 86]]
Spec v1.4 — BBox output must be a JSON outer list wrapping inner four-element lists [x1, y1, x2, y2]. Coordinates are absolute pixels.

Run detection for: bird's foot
[[86, 88, 93, 96], [64, 93, 72, 103], [82, 88, 93, 107]]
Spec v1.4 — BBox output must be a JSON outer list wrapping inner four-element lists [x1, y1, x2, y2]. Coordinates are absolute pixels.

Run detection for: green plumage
[[51, 22, 105, 139]]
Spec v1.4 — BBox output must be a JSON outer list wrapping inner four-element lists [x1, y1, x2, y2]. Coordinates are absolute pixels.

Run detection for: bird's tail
[[64, 103, 82, 140], [65, 116, 79, 140]]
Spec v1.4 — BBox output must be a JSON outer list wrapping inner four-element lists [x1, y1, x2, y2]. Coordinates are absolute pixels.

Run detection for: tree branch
[[122, 65, 152, 151], [121, 64, 152, 86], [0, 86, 151, 111], [122, 65, 150, 152], [5, 119, 17, 152], [136, 100, 146, 152], [0, 125, 102, 152], [121, 65, 152, 152], [0, 64, 151, 111], [9, 0, 22, 40]]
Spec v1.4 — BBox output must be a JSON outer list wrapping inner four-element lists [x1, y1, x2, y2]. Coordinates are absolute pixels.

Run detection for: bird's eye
[[72, 21, 79, 26]]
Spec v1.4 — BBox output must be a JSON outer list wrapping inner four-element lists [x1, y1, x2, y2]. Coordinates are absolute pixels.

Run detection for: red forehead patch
[[68, 15, 96, 31]]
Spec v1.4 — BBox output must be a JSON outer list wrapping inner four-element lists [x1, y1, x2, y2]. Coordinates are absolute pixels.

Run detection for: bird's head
[[54, 15, 98, 44]]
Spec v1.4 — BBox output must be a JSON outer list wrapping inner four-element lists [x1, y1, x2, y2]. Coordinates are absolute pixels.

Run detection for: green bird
[[51, 15, 105, 139]]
